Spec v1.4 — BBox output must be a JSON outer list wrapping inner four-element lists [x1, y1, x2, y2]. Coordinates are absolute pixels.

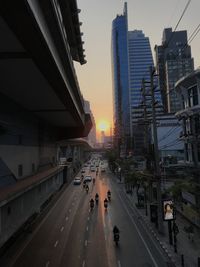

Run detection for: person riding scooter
[[107, 190, 111, 201], [113, 225, 120, 245], [104, 198, 108, 210], [95, 193, 99, 204], [90, 198, 94, 210]]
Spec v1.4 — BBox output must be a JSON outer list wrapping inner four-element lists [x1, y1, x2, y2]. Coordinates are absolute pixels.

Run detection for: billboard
[[163, 199, 175, 221]]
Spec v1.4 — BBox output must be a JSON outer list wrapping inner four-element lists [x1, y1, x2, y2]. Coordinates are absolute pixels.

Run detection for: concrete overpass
[[0, 0, 93, 248]]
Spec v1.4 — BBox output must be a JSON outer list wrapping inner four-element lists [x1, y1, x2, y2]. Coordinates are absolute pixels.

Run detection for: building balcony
[[175, 105, 200, 119]]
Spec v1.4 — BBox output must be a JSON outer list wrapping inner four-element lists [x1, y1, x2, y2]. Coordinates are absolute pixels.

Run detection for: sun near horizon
[[97, 120, 110, 133]]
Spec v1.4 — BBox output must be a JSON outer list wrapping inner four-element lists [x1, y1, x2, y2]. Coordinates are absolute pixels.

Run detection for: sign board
[[163, 199, 175, 221]]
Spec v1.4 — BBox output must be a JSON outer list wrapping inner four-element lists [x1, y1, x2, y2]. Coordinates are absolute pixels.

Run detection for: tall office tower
[[111, 2, 130, 155], [155, 28, 194, 113], [111, 3, 163, 156], [128, 30, 163, 154], [84, 100, 96, 147]]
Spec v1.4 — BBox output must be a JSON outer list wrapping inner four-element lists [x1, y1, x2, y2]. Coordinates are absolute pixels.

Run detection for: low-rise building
[[175, 68, 200, 166]]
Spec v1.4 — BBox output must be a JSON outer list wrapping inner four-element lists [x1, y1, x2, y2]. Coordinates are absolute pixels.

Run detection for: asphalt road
[[1, 161, 170, 267]]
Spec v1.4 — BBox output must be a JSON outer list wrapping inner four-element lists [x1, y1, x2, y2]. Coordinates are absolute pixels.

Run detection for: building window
[[188, 85, 198, 107], [18, 164, 23, 177]]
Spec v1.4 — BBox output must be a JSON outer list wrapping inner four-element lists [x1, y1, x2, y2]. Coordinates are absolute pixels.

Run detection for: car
[[101, 167, 106, 172], [81, 168, 86, 173], [90, 166, 96, 172], [73, 177, 81, 185], [84, 175, 92, 182]]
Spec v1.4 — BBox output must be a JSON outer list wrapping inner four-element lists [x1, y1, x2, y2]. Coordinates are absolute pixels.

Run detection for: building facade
[[175, 68, 200, 166], [111, 3, 162, 156], [111, 3, 130, 155], [84, 100, 96, 147], [155, 28, 194, 113], [128, 30, 163, 155]]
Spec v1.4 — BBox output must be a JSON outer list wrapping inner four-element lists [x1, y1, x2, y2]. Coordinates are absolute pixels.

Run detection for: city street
[[1, 162, 170, 267]]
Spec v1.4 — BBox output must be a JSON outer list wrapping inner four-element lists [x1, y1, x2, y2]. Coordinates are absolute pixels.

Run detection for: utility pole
[[150, 66, 164, 234], [141, 78, 148, 154]]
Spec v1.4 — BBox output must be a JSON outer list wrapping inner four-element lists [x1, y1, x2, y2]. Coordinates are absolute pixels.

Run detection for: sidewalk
[[125, 188, 200, 267]]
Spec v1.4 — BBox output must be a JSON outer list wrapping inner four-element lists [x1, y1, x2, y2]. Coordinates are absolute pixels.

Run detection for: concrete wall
[[0, 170, 63, 247]]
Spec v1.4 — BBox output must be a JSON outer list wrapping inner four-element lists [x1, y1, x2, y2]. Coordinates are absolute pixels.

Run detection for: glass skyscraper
[[111, 3, 162, 155], [111, 3, 130, 154]]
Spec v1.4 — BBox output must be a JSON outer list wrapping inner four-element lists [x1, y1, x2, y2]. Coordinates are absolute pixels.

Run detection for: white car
[[73, 177, 81, 185], [101, 167, 106, 172], [84, 175, 92, 182]]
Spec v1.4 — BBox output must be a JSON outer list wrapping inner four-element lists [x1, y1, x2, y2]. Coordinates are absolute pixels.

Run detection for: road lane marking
[[86, 226, 89, 231], [60, 226, 64, 232], [118, 194, 159, 267], [69, 209, 71, 213], [72, 202, 74, 206], [88, 216, 90, 221], [54, 240, 59, 247], [85, 240, 88, 246], [118, 260, 121, 267], [65, 216, 68, 221], [82, 261, 85, 267], [46, 261, 50, 267]]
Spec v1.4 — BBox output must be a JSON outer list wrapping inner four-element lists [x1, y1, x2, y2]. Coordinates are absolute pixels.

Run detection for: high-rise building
[[111, 2, 130, 155], [84, 100, 96, 147], [128, 30, 163, 154], [111, 3, 162, 156], [155, 28, 194, 113]]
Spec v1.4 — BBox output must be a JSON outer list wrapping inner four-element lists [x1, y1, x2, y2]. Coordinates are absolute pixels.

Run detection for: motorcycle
[[90, 201, 94, 210], [114, 232, 120, 246], [104, 202, 108, 211]]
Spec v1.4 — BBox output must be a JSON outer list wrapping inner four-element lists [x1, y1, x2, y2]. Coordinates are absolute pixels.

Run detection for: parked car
[[73, 177, 81, 185], [84, 175, 92, 182], [101, 167, 106, 172]]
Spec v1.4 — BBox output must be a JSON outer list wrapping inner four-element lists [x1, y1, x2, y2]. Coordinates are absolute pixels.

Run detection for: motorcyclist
[[90, 198, 94, 209], [104, 198, 108, 209], [95, 193, 99, 204], [113, 225, 119, 235], [107, 190, 111, 201], [113, 225, 120, 245], [85, 184, 89, 193]]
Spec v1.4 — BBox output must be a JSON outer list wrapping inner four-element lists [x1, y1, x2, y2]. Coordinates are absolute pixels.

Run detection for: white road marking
[[85, 240, 88, 246], [65, 216, 68, 221], [69, 209, 71, 213], [60, 226, 64, 232], [72, 202, 74, 206], [86, 226, 89, 231], [82, 260, 85, 267], [118, 194, 159, 267], [88, 217, 90, 221], [54, 240, 59, 247], [118, 260, 121, 267], [46, 261, 50, 267]]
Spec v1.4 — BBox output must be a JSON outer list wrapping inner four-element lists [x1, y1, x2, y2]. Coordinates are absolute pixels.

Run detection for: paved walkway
[[124, 187, 200, 267]]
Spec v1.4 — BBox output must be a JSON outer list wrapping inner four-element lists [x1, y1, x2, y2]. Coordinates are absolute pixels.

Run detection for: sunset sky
[[74, 0, 200, 138]]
